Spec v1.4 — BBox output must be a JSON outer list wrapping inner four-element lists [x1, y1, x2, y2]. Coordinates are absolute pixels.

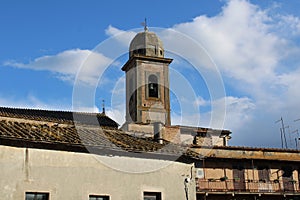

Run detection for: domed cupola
[[129, 28, 164, 58]]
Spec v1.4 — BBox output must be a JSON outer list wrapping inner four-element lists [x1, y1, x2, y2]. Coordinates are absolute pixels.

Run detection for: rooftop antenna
[[292, 129, 299, 150], [102, 99, 105, 115], [285, 125, 291, 148], [293, 118, 300, 149], [275, 117, 288, 148]]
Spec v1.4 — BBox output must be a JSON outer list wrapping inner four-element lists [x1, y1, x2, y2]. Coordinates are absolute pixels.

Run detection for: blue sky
[[1, 0, 300, 148]]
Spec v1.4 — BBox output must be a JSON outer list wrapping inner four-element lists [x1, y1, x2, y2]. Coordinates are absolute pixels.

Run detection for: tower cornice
[[121, 55, 173, 72]]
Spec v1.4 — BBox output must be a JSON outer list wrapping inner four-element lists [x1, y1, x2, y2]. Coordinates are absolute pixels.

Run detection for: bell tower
[[122, 27, 172, 126]]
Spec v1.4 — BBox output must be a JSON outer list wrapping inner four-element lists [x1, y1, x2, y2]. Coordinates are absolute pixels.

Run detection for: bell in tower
[[121, 27, 172, 127]]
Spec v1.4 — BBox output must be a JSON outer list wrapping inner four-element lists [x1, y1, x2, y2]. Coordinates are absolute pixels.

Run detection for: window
[[144, 192, 161, 200], [258, 166, 270, 182], [282, 166, 295, 191], [149, 44, 156, 55], [282, 166, 293, 178], [233, 165, 246, 190], [25, 192, 49, 200], [148, 74, 158, 98], [133, 48, 145, 55], [89, 195, 109, 200], [195, 168, 204, 178], [197, 131, 207, 137]]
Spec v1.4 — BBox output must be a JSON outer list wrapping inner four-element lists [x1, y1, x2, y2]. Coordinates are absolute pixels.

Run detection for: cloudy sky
[[1, 0, 300, 148]]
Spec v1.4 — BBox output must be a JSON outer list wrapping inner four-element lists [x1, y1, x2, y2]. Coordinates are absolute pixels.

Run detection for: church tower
[[122, 27, 172, 126]]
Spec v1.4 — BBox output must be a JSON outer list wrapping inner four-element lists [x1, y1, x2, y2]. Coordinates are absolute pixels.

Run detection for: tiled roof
[[0, 107, 119, 128], [0, 107, 198, 161], [194, 144, 300, 153], [190, 145, 300, 162]]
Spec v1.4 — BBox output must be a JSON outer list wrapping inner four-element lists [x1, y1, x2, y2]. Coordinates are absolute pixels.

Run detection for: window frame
[[89, 194, 110, 200], [25, 192, 49, 200], [143, 191, 162, 200], [148, 74, 159, 98], [145, 72, 160, 100]]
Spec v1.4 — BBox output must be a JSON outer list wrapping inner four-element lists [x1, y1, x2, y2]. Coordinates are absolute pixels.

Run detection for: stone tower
[[122, 28, 172, 126]]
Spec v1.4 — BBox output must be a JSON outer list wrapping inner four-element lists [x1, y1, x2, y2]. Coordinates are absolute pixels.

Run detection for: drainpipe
[[184, 177, 190, 200], [223, 166, 228, 190], [251, 159, 255, 180]]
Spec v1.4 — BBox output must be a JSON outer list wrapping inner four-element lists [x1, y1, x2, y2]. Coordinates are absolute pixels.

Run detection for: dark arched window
[[148, 74, 158, 98]]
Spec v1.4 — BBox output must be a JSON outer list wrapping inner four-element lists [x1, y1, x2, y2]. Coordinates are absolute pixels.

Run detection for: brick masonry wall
[[162, 126, 181, 144]]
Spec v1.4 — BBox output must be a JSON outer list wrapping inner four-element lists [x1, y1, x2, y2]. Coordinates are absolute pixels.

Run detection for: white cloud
[[105, 25, 136, 47], [105, 0, 300, 147], [0, 94, 104, 115], [167, 0, 300, 147], [172, 0, 285, 86], [0, 95, 72, 111], [172, 96, 255, 131], [193, 96, 207, 107], [277, 14, 300, 37], [4, 49, 113, 85], [216, 96, 255, 130]]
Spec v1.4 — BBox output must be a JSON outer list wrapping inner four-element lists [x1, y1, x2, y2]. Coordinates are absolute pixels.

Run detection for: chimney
[[153, 122, 163, 144]]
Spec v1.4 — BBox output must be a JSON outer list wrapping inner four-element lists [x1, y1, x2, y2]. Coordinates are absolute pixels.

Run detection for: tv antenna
[[275, 117, 288, 148], [293, 118, 300, 150], [292, 129, 299, 150]]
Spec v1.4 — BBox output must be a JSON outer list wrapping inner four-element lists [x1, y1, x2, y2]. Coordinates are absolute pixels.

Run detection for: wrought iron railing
[[196, 179, 299, 193]]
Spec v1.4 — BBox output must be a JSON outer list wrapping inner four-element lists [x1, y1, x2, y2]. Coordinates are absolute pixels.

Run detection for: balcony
[[196, 179, 299, 194]]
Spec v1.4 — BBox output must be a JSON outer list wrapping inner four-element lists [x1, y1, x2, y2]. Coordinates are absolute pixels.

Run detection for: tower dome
[[129, 29, 164, 58]]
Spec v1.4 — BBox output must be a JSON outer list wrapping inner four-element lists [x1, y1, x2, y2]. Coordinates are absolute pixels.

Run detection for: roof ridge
[[0, 106, 102, 115], [0, 106, 118, 128], [191, 144, 300, 152]]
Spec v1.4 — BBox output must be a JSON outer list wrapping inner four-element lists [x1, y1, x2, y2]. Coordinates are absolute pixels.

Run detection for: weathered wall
[[193, 146, 300, 161], [137, 60, 170, 125], [0, 145, 196, 200], [162, 126, 181, 144], [195, 159, 300, 193]]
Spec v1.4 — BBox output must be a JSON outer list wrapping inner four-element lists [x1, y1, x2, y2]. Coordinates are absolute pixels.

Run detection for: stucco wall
[[0, 145, 196, 200]]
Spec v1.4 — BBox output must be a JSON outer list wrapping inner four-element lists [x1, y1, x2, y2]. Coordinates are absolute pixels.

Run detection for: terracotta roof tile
[[0, 119, 198, 161], [0, 107, 200, 160]]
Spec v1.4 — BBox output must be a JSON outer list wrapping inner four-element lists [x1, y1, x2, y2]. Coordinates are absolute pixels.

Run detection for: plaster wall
[[0, 145, 196, 200]]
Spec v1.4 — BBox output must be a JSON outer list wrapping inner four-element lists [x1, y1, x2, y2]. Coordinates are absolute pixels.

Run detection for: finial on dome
[[143, 18, 148, 32], [102, 99, 105, 115]]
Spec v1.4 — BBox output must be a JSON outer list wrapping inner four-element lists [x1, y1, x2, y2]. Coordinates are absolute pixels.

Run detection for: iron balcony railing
[[196, 179, 299, 193]]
